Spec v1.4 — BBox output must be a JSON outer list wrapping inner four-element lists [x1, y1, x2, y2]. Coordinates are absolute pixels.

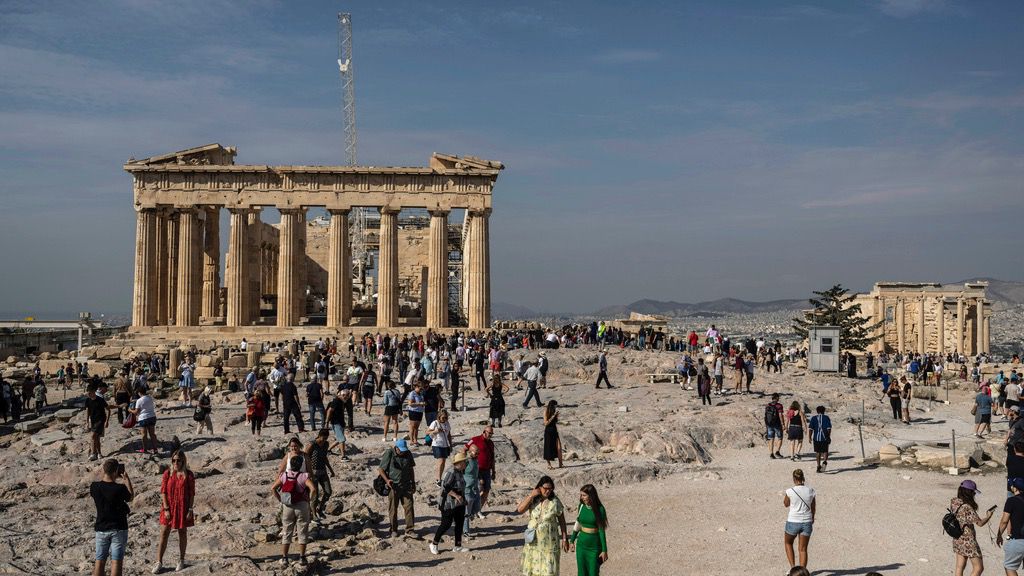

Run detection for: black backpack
[[942, 504, 963, 539], [764, 403, 781, 428]]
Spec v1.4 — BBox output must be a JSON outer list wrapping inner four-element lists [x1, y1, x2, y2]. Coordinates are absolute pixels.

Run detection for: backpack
[[765, 403, 782, 428], [942, 504, 963, 539], [280, 471, 306, 506]]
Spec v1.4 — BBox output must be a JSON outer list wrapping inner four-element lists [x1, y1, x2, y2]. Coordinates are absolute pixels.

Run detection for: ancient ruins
[[853, 281, 990, 355], [125, 144, 502, 338]]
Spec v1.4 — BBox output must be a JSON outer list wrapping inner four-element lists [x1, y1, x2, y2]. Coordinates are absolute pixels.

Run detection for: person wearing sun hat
[[430, 449, 470, 555], [950, 479, 994, 576], [378, 438, 417, 537]]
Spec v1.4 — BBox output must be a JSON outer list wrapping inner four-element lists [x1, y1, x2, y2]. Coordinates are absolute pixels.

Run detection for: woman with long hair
[[517, 475, 569, 576], [543, 400, 563, 469], [487, 373, 508, 428], [951, 479, 993, 576], [783, 469, 815, 571], [153, 449, 195, 573], [571, 484, 608, 575], [786, 401, 808, 461]]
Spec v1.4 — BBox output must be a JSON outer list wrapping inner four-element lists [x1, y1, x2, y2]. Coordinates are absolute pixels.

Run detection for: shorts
[[1009, 400, 1020, 410], [362, 386, 375, 399], [90, 421, 105, 436], [407, 411, 423, 422], [331, 424, 346, 444], [976, 412, 992, 425], [813, 440, 830, 454], [784, 521, 813, 536], [425, 412, 437, 427], [714, 375, 723, 387], [787, 426, 803, 441], [479, 468, 492, 493], [1005, 538, 1024, 570], [766, 427, 783, 440], [137, 417, 156, 428], [432, 446, 451, 459], [95, 529, 128, 561], [384, 405, 400, 417]]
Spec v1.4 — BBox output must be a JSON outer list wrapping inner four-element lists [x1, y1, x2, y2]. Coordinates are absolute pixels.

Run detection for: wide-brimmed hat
[[451, 451, 468, 465]]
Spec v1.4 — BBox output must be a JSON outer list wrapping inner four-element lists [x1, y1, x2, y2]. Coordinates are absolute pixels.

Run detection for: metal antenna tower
[[338, 12, 369, 290]]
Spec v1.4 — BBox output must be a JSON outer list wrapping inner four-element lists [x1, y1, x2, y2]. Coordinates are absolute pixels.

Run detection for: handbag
[[122, 412, 137, 429], [524, 526, 536, 545]]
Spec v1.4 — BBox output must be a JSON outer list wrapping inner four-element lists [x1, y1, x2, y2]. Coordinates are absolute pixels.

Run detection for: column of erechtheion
[[936, 296, 945, 355], [956, 298, 965, 354], [326, 209, 352, 328], [916, 298, 925, 353], [377, 208, 400, 328], [426, 210, 449, 329], [467, 209, 491, 330], [976, 299, 985, 356], [984, 313, 991, 354], [896, 297, 906, 352], [201, 206, 220, 320], [175, 208, 202, 326], [131, 209, 158, 326], [226, 209, 249, 327], [276, 209, 301, 327]]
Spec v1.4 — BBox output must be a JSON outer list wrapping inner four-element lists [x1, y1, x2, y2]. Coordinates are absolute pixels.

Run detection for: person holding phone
[[92, 459, 134, 576], [951, 479, 993, 576], [518, 475, 569, 576], [543, 401, 563, 469], [153, 450, 195, 573]]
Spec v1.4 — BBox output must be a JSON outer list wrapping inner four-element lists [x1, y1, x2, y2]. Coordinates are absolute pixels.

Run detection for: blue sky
[[1, 0, 1022, 316]]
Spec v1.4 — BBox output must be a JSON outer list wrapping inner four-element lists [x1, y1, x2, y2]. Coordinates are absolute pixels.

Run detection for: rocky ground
[[0, 346, 1018, 575]]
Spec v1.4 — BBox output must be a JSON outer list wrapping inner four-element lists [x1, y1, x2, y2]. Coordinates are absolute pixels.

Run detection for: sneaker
[[816, 465, 821, 473], [390, 531, 400, 539], [453, 546, 470, 553], [770, 453, 776, 460], [278, 557, 287, 566], [435, 480, 442, 487], [429, 542, 439, 555], [477, 512, 487, 520], [89, 454, 98, 461], [175, 562, 185, 572], [775, 451, 783, 458], [341, 456, 350, 462], [151, 563, 163, 574]]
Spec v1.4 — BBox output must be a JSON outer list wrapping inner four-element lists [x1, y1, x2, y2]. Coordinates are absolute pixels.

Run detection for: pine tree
[[791, 284, 882, 351]]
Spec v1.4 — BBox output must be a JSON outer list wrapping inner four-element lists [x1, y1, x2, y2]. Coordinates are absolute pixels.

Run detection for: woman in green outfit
[[571, 484, 608, 575], [517, 475, 569, 576]]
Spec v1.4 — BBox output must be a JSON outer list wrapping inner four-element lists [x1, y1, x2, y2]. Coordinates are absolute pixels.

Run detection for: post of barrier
[[951, 429, 958, 475]]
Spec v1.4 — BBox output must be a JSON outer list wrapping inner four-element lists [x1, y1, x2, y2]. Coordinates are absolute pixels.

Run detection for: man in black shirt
[[84, 382, 111, 461], [92, 458, 134, 576], [325, 390, 349, 461], [999, 477, 1024, 573], [281, 374, 305, 435]]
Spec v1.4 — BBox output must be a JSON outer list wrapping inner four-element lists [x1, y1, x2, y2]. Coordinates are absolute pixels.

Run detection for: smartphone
[[989, 504, 999, 512], [117, 463, 126, 477]]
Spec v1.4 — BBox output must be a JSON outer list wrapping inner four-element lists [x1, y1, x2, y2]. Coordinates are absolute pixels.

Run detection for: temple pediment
[[127, 143, 237, 167]]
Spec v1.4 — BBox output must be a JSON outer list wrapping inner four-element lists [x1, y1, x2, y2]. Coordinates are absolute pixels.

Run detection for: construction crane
[[338, 12, 371, 300]]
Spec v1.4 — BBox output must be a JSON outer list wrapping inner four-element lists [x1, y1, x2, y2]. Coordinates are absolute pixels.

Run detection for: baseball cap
[[1012, 406, 1021, 414], [960, 479, 980, 493], [395, 439, 410, 452], [1011, 477, 1024, 492]]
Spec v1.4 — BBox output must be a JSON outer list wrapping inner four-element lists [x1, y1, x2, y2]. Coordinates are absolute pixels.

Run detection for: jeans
[[282, 403, 305, 434], [433, 504, 466, 547], [95, 529, 128, 561], [463, 493, 480, 534], [523, 381, 542, 407], [308, 402, 325, 430]]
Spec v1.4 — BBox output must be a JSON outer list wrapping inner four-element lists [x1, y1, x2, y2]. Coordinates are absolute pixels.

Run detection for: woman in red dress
[[153, 449, 195, 573]]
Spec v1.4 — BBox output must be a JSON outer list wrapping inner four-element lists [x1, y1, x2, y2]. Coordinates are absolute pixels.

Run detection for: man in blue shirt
[[809, 405, 832, 473]]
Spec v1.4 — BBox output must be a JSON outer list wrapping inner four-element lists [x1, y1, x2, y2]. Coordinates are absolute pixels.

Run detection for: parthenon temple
[[126, 144, 502, 337], [853, 282, 991, 355]]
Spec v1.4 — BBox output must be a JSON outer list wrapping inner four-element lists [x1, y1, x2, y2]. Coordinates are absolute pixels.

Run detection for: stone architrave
[[377, 208, 400, 327], [166, 212, 179, 325], [426, 210, 449, 328], [326, 209, 352, 328], [277, 209, 301, 327], [176, 208, 202, 326], [131, 208, 158, 327], [201, 206, 221, 319], [467, 209, 491, 330], [226, 209, 249, 327]]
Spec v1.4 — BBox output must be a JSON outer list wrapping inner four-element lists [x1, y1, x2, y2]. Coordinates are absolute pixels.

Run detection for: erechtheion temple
[[125, 144, 502, 338], [853, 282, 990, 355]]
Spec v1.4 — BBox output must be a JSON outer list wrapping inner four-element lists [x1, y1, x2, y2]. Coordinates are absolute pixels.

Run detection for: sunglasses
[[171, 458, 182, 462]]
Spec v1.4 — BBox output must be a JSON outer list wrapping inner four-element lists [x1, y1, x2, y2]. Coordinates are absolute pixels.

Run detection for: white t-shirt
[[786, 485, 815, 523], [135, 394, 156, 421], [1008, 383, 1021, 402], [428, 420, 451, 448]]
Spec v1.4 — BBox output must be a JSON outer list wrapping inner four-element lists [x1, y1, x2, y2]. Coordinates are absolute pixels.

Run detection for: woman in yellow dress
[[517, 475, 569, 576]]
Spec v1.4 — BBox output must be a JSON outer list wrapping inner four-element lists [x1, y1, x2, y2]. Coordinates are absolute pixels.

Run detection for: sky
[[1, 0, 1023, 316]]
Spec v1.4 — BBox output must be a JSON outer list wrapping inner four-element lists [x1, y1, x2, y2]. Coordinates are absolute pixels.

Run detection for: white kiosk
[[808, 326, 840, 372]]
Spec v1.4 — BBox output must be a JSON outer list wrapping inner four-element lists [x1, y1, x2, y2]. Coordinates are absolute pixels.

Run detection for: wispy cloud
[[593, 49, 661, 64], [876, 0, 952, 18], [801, 186, 928, 209]]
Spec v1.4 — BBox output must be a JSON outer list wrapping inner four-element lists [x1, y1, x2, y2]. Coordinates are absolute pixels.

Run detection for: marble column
[[175, 208, 202, 326], [277, 209, 300, 327], [461, 214, 473, 321], [166, 212, 179, 325], [201, 206, 221, 319], [377, 207, 400, 328], [154, 210, 169, 325], [983, 314, 991, 354], [956, 297, 965, 355], [976, 299, 985, 355], [131, 208, 158, 327], [326, 209, 352, 328], [427, 210, 449, 329], [917, 298, 925, 354], [936, 297, 945, 355], [467, 209, 491, 330], [226, 209, 249, 327], [294, 210, 307, 323], [873, 297, 884, 353], [246, 210, 262, 325], [896, 297, 905, 352]]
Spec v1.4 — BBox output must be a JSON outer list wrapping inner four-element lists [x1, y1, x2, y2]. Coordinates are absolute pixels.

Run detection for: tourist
[[113, 373, 132, 425], [473, 347, 487, 391], [518, 475, 569, 576], [538, 351, 549, 389], [697, 359, 711, 405], [193, 386, 213, 435], [783, 468, 815, 571], [543, 400, 563, 469], [595, 351, 612, 389], [450, 362, 462, 411], [809, 406, 832, 473], [306, 376, 325, 430], [713, 352, 725, 395], [84, 382, 111, 461], [278, 437, 309, 474], [462, 443, 481, 538], [0, 376, 9, 422], [280, 373, 305, 435], [129, 387, 159, 455], [901, 376, 913, 424], [178, 357, 196, 407], [488, 373, 507, 427], [467, 425, 497, 517], [246, 388, 267, 436], [733, 352, 745, 394], [305, 429, 335, 520], [1009, 379, 1023, 413], [884, 378, 902, 420], [378, 439, 417, 537], [405, 382, 426, 446], [361, 365, 377, 416], [430, 450, 470, 554], [272, 454, 315, 567], [950, 479, 994, 576], [324, 390, 349, 459], [523, 361, 543, 409], [570, 484, 609, 576], [997, 477, 1024, 575], [423, 381, 442, 428], [786, 401, 807, 461], [92, 459, 134, 576], [744, 354, 755, 393], [427, 410, 453, 485], [382, 381, 402, 442], [33, 378, 46, 413], [765, 393, 785, 460], [975, 386, 993, 438], [152, 449, 195, 573]]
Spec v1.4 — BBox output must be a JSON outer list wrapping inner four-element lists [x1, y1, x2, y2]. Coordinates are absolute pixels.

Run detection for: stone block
[[55, 408, 81, 422], [30, 430, 71, 447], [197, 355, 213, 368], [14, 420, 45, 433], [93, 347, 123, 360], [913, 445, 970, 469], [226, 354, 248, 368]]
